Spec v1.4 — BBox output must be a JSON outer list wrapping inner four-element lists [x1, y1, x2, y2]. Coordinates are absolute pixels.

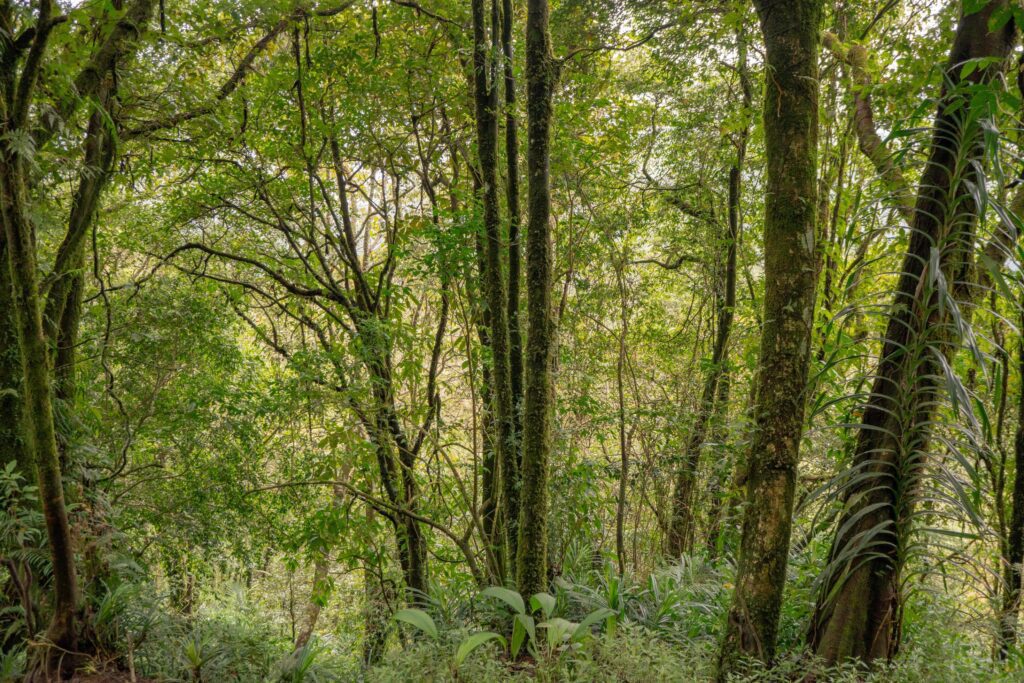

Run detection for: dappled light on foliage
[[4, 0, 1024, 680]]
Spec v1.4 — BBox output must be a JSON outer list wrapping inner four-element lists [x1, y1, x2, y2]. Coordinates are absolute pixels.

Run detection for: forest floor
[[70, 668, 154, 683]]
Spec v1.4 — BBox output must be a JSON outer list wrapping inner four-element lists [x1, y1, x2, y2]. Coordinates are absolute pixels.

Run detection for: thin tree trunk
[[716, 0, 822, 676], [515, 0, 555, 598], [704, 356, 733, 556], [503, 0, 524, 461], [330, 145, 432, 602], [614, 263, 629, 575], [51, 91, 116, 472], [998, 307, 1024, 656], [670, 24, 748, 559], [362, 524, 396, 668], [294, 559, 329, 651], [473, 0, 519, 567], [472, 175, 504, 574], [808, 3, 1017, 665]]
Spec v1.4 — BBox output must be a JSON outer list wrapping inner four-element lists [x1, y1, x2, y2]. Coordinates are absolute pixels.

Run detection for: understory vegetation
[[4, 554, 1017, 681]]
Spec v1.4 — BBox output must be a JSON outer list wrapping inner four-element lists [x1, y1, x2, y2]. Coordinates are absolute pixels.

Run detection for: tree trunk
[[999, 309, 1024, 656], [614, 264, 629, 575], [362, 554, 395, 666], [672, 24, 749, 559], [329, 148, 431, 603], [294, 559, 329, 651], [1, 153, 81, 677], [808, 2, 1017, 665], [516, 0, 555, 598], [503, 0, 524, 464], [51, 94, 115, 471], [472, 0, 519, 567], [0, 2, 152, 672], [716, 0, 822, 676], [0, 236, 27, 475], [368, 401, 428, 603]]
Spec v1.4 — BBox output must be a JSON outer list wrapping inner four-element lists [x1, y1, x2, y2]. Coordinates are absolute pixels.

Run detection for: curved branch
[[164, 242, 332, 301], [823, 31, 914, 222]]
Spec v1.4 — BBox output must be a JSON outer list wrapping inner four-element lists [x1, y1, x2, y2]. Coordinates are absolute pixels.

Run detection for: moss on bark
[[716, 0, 822, 677], [515, 0, 556, 598]]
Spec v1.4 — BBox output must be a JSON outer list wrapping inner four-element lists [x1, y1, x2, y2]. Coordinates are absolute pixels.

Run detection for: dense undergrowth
[[3, 554, 1020, 682]]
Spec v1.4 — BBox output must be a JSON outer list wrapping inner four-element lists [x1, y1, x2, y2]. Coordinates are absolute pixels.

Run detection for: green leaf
[[529, 592, 556, 618], [511, 614, 535, 658], [455, 632, 506, 666], [963, 0, 989, 16], [572, 608, 616, 642], [538, 618, 575, 648], [480, 586, 525, 615], [394, 608, 437, 639]]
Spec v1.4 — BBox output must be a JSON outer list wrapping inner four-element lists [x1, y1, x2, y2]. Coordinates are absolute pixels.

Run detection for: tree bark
[[614, 264, 629, 575], [515, 0, 555, 598], [808, 2, 1017, 665], [2, 151, 81, 678], [0, 236, 27, 475], [503, 0, 525, 466], [716, 0, 822, 676], [473, 0, 519, 567], [999, 307, 1024, 656]]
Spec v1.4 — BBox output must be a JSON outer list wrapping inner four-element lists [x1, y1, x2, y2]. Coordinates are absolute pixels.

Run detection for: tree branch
[[124, 2, 354, 139], [823, 31, 914, 222]]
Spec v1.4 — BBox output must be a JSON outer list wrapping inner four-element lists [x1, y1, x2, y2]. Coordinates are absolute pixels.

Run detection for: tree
[[808, 1, 1018, 665], [716, 0, 822, 676], [516, 0, 556, 597], [668, 22, 750, 558], [472, 0, 519, 570], [0, 0, 155, 674]]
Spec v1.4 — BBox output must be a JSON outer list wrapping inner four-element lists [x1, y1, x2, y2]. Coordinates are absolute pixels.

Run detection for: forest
[[5, 0, 1024, 680]]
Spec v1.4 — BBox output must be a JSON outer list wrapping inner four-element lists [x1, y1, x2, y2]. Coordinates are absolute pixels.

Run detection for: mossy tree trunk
[[614, 262, 630, 575], [516, 0, 555, 598], [472, 0, 519, 568], [2, 151, 81, 679], [999, 309, 1024, 656], [1, 2, 153, 674], [50, 84, 116, 474], [503, 0, 524, 465], [808, 2, 1017, 665], [1, 1, 78, 670], [716, 0, 822, 676], [0, 238, 26, 475]]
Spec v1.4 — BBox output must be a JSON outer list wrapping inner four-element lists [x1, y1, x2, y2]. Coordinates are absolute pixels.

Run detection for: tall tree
[[808, 1, 1018, 665], [995, 300, 1024, 656], [668, 24, 750, 557], [0, 0, 155, 674], [706, 23, 752, 555], [503, 0, 525, 457], [716, 0, 822, 676], [516, 0, 555, 597], [473, 0, 519, 566]]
